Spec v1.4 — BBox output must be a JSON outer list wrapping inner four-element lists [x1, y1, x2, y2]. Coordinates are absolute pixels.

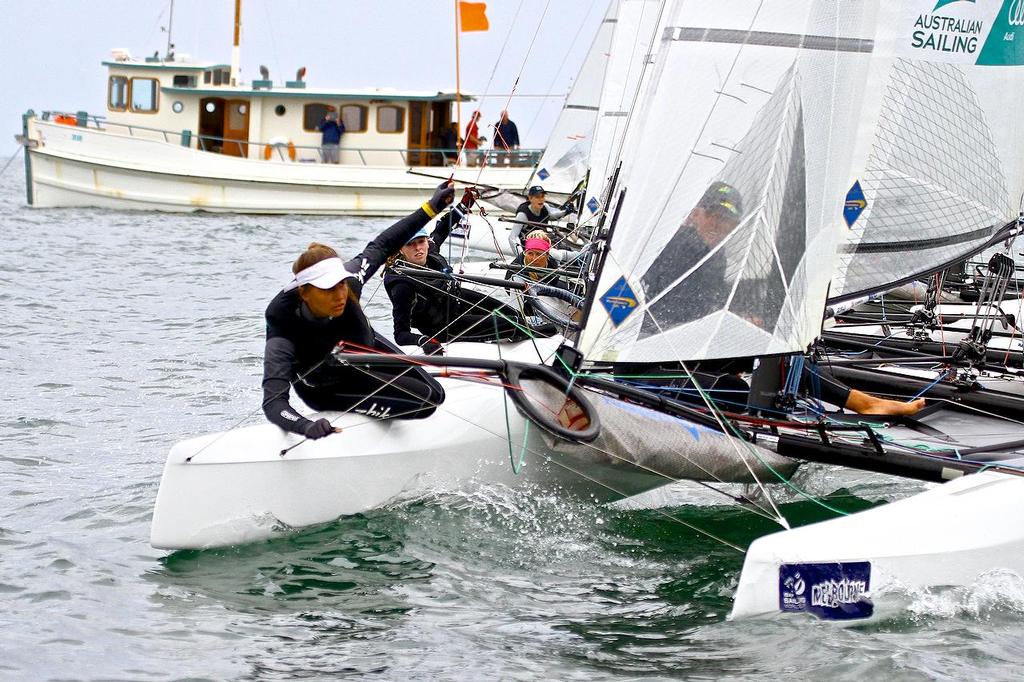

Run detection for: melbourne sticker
[[779, 562, 873, 620]]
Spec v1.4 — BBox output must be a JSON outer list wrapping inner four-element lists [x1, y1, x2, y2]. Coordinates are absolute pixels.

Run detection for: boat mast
[[230, 0, 242, 86], [164, 0, 175, 61], [454, 0, 462, 158]]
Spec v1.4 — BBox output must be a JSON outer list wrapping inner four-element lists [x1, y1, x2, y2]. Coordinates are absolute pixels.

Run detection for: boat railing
[[37, 110, 544, 168]]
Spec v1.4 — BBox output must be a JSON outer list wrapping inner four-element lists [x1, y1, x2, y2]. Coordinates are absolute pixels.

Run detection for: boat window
[[274, 104, 286, 116], [340, 104, 367, 133], [108, 76, 128, 111], [303, 103, 334, 131], [131, 78, 159, 113], [172, 74, 196, 87], [377, 105, 405, 134]]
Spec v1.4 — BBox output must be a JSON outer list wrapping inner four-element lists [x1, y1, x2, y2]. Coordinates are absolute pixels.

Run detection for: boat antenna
[[162, 0, 175, 61], [230, 0, 242, 86]]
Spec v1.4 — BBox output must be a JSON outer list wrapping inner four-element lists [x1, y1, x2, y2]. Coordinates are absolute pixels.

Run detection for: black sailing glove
[[304, 418, 336, 439], [428, 181, 456, 213]]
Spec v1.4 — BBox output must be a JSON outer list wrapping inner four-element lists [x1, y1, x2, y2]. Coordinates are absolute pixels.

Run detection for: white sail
[[579, 0, 877, 363], [830, 0, 1024, 302], [581, 0, 669, 221], [530, 0, 619, 196]]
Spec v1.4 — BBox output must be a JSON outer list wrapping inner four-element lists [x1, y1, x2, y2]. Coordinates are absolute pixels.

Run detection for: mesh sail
[[830, 1, 1024, 302], [579, 1, 876, 363], [582, 0, 670, 223], [530, 0, 619, 196]]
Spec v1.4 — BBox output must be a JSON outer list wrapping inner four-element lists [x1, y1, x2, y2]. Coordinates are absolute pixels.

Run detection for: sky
[[2, 0, 608, 152]]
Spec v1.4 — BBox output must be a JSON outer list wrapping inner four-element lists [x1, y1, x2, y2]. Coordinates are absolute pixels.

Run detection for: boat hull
[[24, 118, 533, 216], [730, 471, 1024, 623]]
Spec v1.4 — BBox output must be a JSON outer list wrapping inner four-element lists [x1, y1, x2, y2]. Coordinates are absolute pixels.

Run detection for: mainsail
[[529, 0, 619, 197], [581, 0, 670, 221], [830, 0, 1024, 302], [578, 1, 877, 363]]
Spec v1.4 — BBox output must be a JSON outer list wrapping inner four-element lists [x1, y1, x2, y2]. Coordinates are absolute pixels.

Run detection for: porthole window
[[237, 103, 248, 115], [274, 104, 286, 116], [205, 101, 217, 113], [172, 100, 184, 113]]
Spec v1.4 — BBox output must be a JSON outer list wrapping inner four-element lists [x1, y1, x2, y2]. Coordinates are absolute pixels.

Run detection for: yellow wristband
[[421, 201, 437, 218]]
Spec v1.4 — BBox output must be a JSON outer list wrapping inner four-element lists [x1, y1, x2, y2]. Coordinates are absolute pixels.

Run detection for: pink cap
[[524, 238, 550, 252]]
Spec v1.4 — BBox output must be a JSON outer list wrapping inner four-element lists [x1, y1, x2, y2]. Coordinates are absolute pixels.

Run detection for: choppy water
[[3, 156, 1024, 680]]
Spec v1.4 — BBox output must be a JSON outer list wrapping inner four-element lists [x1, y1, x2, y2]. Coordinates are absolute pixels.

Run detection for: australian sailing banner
[[900, 0, 1024, 65], [830, 0, 1024, 302]]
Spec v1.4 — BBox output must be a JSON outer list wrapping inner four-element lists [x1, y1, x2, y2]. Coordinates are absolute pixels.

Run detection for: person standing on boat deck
[[494, 110, 520, 165], [318, 110, 345, 164], [385, 191, 535, 354], [508, 185, 574, 255], [464, 111, 484, 166], [438, 122, 460, 165], [261, 182, 455, 440]]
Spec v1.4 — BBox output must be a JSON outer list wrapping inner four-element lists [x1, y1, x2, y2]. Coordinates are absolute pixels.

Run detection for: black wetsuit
[[384, 213, 529, 347], [262, 206, 445, 434]]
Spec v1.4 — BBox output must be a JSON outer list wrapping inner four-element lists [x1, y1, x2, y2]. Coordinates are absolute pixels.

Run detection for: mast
[[164, 0, 175, 61], [454, 0, 462, 161], [230, 0, 242, 86]]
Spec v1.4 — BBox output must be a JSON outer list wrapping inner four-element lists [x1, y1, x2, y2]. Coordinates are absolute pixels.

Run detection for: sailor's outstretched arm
[[344, 182, 454, 284]]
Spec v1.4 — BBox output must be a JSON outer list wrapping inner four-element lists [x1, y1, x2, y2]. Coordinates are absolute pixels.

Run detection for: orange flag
[[459, 1, 489, 32]]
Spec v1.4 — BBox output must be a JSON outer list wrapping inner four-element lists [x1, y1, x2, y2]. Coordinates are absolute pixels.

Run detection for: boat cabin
[[100, 50, 469, 167]]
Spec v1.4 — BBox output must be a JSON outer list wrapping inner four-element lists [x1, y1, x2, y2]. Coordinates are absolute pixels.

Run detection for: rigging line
[[337, 355, 782, 528], [640, 309, 791, 527], [623, 0, 769, 272], [451, 0, 527, 172], [596, 0, 671, 203], [471, 0, 553, 187], [519, 0, 602, 142], [259, 0, 283, 85], [334, 341, 786, 523], [0, 146, 20, 178]]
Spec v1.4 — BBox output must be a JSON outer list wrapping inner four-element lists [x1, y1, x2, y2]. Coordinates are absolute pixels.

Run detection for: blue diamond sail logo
[[586, 196, 600, 214], [600, 276, 639, 327], [843, 180, 866, 228], [537, 168, 550, 180]]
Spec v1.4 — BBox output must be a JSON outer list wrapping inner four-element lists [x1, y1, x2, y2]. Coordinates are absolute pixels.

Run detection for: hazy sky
[[3, 0, 607, 153]]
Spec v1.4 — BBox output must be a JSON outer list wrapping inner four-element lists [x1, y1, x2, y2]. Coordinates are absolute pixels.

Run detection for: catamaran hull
[[150, 372, 686, 550], [730, 471, 1024, 623], [23, 118, 532, 216]]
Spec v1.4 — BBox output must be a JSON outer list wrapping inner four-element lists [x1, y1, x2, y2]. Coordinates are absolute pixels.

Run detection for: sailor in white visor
[[261, 181, 458, 440]]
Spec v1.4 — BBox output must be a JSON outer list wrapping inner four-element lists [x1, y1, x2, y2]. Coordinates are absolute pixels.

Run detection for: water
[[2, 157, 1024, 680]]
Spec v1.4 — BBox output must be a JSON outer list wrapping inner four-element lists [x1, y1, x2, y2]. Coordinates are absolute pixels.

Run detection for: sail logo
[[843, 181, 867, 228], [779, 562, 873, 620], [1010, 0, 1024, 26], [537, 168, 550, 181], [599, 276, 638, 326], [911, 0, 985, 56]]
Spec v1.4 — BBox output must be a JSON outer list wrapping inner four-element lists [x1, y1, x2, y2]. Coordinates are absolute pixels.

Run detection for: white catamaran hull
[[23, 119, 533, 216], [150, 370, 680, 550], [730, 471, 1024, 623]]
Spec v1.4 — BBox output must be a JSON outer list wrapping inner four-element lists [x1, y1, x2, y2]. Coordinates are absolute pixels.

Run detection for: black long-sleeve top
[[384, 209, 462, 347], [261, 206, 434, 434]]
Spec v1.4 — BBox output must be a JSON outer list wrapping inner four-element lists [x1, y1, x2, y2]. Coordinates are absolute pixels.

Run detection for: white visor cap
[[283, 257, 351, 292]]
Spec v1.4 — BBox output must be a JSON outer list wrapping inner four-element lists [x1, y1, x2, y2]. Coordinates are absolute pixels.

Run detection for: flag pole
[[454, 0, 462, 162]]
